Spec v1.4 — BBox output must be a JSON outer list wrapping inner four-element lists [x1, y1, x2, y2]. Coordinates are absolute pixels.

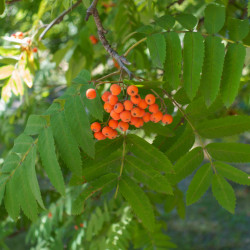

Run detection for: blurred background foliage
[[0, 0, 249, 249]]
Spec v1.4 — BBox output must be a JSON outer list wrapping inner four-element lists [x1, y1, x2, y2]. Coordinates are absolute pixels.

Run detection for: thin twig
[[86, 0, 133, 78], [39, 0, 82, 40], [95, 71, 120, 81], [124, 37, 147, 57]]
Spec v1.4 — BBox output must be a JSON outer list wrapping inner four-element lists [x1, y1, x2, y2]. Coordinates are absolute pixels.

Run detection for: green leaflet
[[0, 175, 8, 205], [186, 163, 213, 205], [13, 134, 34, 154], [227, 18, 249, 41], [165, 125, 195, 162], [127, 134, 174, 173], [38, 126, 65, 195], [185, 97, 208, 122], [147, 33, 166, 68], [169, 147, 204, 185], [200, 36, 225, 106], [1, 152, 20, 173], [72, 69, 91, 85], [71, 174, 117, 215], [23, 145, 45, 209], [119, 176, 155, 232], [175, 14, 197, 30], [206, 143, 250, 163], [82, 150, 121, 181], [51, 110, 82, 175], [212, 174, 236, 214], [196, 115, 250, 138], [0, 0, 5, 15], [214, 162, 250, 186], [24, 115, 47, 135], [164, 32, 182, 89], [220, 43, 246, 107], [81, 83, 103, 121], [183, 32, 204, 100], [64, 93, 95, 158], [155, 14, 175, 30], [204, 3, 225, 34], [143, 122, 174, 137], [125, 155, 173, 194]]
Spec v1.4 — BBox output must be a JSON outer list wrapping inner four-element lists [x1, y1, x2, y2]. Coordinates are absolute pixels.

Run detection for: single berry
[[16, 31, 24, 39], [80, 223, 84, 228], [145, 94, 156, 105], [107, 129, 118, 139], [114, 103, 124, 113], [74, 225, 79, 230], [48, 212, 52, 218], [113, 59, 120, 69], [104, 102, 114, 113], [86, 88, 97, 99], [109, 119, 118, 129], [110, 84, 121, 95], [143, 112, 151, 123], [162, 114, 173, 125], [134, 118, 144, 128], [127, 85, 138, 96], [149, 103, 159, 113], [102, 91, 111, 102], [108, 94, 118, 105], [138, 99, 148, 109], [130, 117, 139, 126], [120, 111, 131, 122], [118, 121, 129, 132], [123, 100, 133, 110], [131, 107, 141, 117], [139, 109, 145, 117], [33, 47, 38, 53], [110, 110, 120, 120], [102, 126, 114, 137], [131, 94, 141, 105], [89, 35, 98, 44], [151, 111, 163, 123], [94, 132, 106, 140], [91, 122, 101, 132]]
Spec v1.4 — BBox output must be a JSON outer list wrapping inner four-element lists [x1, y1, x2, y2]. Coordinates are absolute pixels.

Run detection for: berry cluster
[[86, 84, 173, 140]]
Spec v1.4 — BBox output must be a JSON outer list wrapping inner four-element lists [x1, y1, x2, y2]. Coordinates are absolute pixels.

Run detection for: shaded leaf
[[24, 115, 46, 135], [227, 18, 249, 41], [175, 14, 197, 30], [155, 14, 175, 30]]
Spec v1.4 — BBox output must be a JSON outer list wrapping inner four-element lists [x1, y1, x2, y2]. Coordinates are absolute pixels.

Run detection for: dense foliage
[[0, 0, 250, 249]]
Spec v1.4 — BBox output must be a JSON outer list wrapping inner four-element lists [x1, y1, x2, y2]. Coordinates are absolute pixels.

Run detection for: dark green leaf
[[206, 143, 250, 163], [186, 163, 213, 205], [72, 69, 91, 85], [0, 175, 8, 205], [183, 32, 204, 100], [0, 0, 5, 15], [164, 32, 182, 89], [147, 33, 166, 68], [175, 14, 197, 30], [155, 14, 175, 30], [24, 115, 46, 135], [200, 36, 225, 106], [38, 126, 65, 195], [227, 18, 249, 41], [196, 115, 250, 138], [214, 162, 250, 186], [220, 43, 246, 107], [204, 3, 225, 34], [212, 174, 235, 214], [119, 176, 155, 232]]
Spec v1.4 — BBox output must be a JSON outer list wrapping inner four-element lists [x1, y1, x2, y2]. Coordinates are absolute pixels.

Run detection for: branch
[[86, 0, 133, 78], [39, 0, 82, 41], [166, 0, 185, 9]]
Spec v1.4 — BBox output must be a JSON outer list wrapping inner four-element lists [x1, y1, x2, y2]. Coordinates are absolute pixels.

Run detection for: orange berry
[[80, 223, 84, 228], [108, 94, 118, 105], [74, 225, 79, 230], [120, 111, 131, 122], [134, 118, 144, 128], [33, 47, 38, 53], [86, 88, 97, 99], [138, 99, 148, 109], [102, 126, 114, 137], [110, 84, 121, 95], [107, 129, 118, 139], [94, 132, 106, 140], [162, 114, 173, 125], [149, 103, 159, 113], [89, 35, 98, 44], [127, 85, 138, 96], [123, 100, 133, 110], [48, 212, 52, 218], [90, 122, 101, 132], [110, 110, 120, 120], [131, 107, 141, 117], [102, 91, 111, 102], [113, 58, 120, 69], [118, 121, 129, 132], [145, 94, 156, 105], [104, 102, 114, 113], [114, 103, 124, 113], [131, 94, 141, 105], [16, 31, 23, 39], [143, 112, 151, 123], [139, 109, 145, 117], [151, 111, 163, 123], [109, 119, 118, 129]]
